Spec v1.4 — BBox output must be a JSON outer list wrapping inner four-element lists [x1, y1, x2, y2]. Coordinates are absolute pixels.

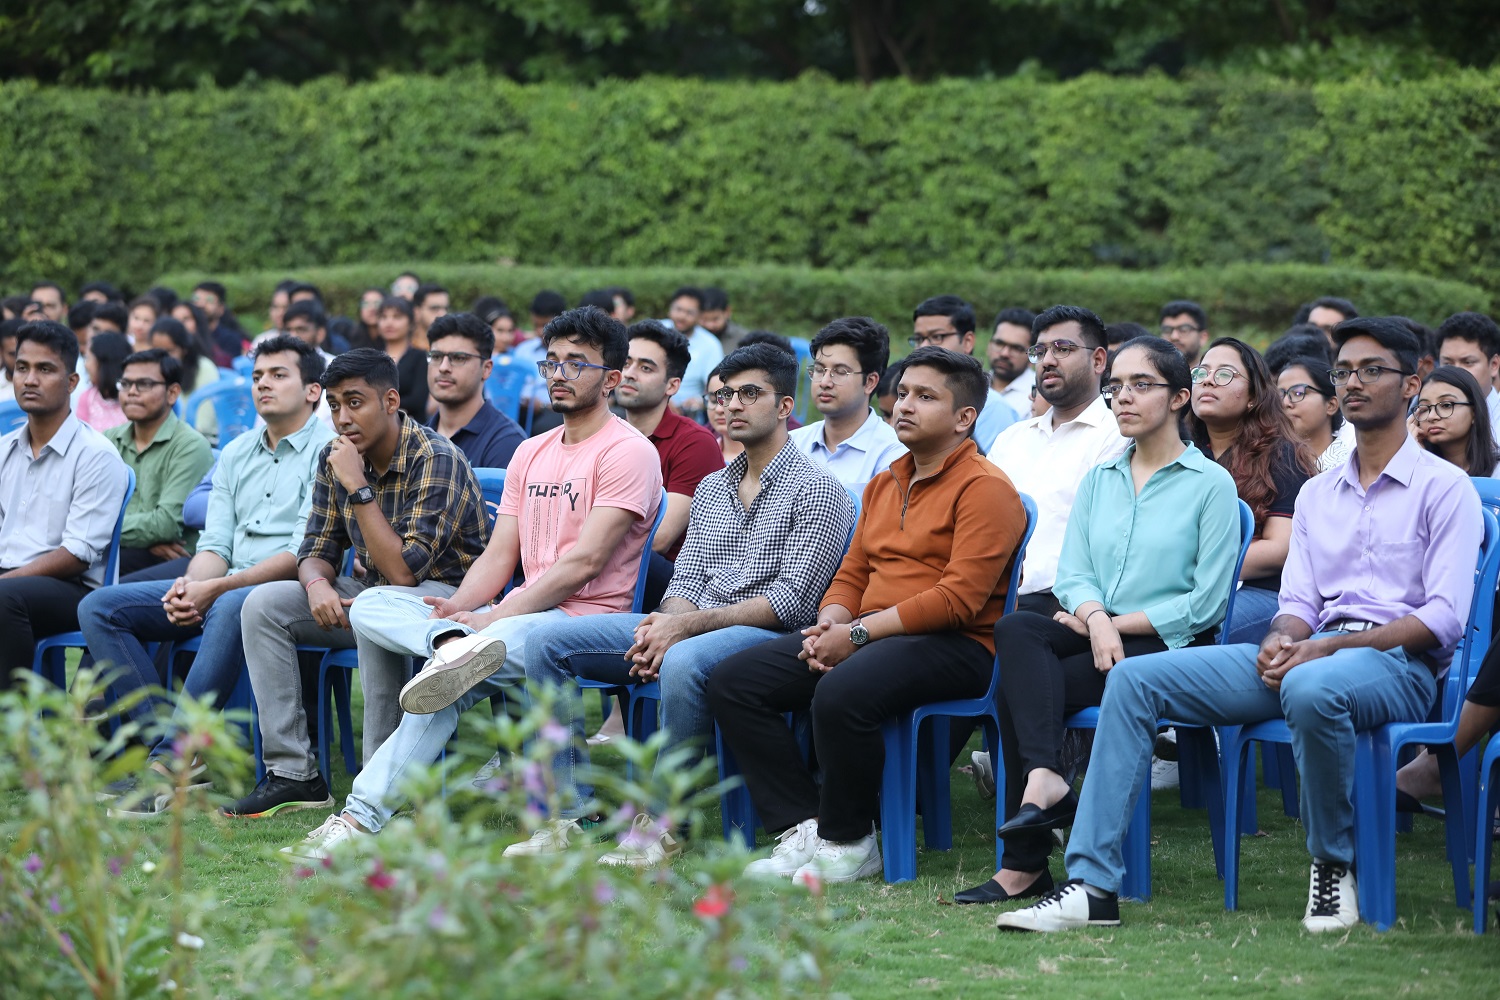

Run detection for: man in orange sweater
[[707, 347, 1029, 885]]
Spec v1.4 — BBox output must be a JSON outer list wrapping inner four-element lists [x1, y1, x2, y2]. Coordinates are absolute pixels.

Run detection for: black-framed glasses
[[116, 378, 167, 393], [1190, 366, 1245, 387], [537, 359, 610, 380], [1026, 340, 1084, 364], [1278, 383, 1327, 403], [1414, 400, 1474, 421], [428, 350, 483, 367], [1101, 379, 1173, 400], [907, 331, 961, 349], [806, 364, 866, 383], [1328, 365, 1408, 386], [712, 384, 774, 406], [1161, 323, 1201, 336]]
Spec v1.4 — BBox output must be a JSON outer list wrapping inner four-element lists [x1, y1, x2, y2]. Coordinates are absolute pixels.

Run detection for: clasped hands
[[798, 619, 856, 673], [1053, 609, 1125, 674], [623, 612, 698, 681], [161, 576, 224, 627], [1255, 632, 1326, 690]]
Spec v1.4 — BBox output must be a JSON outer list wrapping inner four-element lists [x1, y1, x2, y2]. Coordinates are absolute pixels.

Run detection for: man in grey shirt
[[0, 321, 129, 682]]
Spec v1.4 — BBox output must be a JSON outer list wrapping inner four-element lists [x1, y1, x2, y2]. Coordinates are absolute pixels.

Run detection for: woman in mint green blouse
[[956, 337, 1240, 907]]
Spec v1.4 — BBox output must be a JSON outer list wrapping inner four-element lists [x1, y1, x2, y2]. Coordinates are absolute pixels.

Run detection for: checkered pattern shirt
[[665, 439, 856, 629], [298, 415, 489, 587]]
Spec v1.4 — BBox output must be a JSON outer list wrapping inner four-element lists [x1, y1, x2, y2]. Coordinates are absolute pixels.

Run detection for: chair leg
[[1435, 745, 1473, 910], [1181, 728, 1226, 878], [1475, 749, 1497, 934], [879, 718, 918, 883], [1353, 733, 1396, 932], [984, 715, 1004, 873], [715, 726, 757, 848], [918, 717, 952, 850], [1221, 727, 1248, 911], [1275, 744, 1299, 818], [1120, 765, 1153, 902]]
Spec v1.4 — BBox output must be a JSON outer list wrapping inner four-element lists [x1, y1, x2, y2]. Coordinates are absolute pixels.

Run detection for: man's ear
[[385, 387, 402, 413]]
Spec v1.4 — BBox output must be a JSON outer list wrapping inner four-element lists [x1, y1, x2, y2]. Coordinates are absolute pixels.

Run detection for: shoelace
[[1308, 864, 1348, 916], [1025, 881, 1081, 910], [772, 824, 813, 855]]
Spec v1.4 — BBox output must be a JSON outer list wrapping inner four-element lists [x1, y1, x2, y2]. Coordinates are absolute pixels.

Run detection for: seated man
[[105, 349, 215, 578], [510, 343, 856, 863], [81, 337, 334, 814], [279, 306, 663, 860], [707, 347, 1028, 885], [997, 317, 1482, 934], [425, 312, 525, 469], [226, 348, 490, 818], [0, 321, 130, 683], [789, 317, 905, 492]]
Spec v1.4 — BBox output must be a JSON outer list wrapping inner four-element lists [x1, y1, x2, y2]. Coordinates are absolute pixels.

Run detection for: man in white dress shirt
[[1433, 311, 1500, 446], [988, 307, 1038, 420], [789, 317, 906, 492]]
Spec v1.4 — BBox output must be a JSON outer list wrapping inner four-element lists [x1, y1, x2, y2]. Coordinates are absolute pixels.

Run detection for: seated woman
[[1188, 338, 1315, 646], [375, 295, 429, 418], [956, 337, 1240, 905], [76, 331, 130, 431], [1414, 366, 1499, 477], [1276, 356, 1352, 472]]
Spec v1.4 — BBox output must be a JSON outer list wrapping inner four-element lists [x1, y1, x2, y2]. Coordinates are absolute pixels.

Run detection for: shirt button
[[1363, 506, 1371, 512]]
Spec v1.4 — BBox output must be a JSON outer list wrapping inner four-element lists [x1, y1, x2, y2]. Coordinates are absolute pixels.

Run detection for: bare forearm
[[1240, 538, 1290, 581], [183, 551, 230, 583], [494, 550, 607, 617], [673, 597, 780, 637], [859, 606, 907, 641], [351, 503, 417, 586], [1317, 615, 1438, 656], [658, 597, 698, 615], [219, 552, 298, 591], [1109, 610, 1155, 636], [818, 604, 855, 626], [1, 548, 89, 579], [298, 557, 338, 588]]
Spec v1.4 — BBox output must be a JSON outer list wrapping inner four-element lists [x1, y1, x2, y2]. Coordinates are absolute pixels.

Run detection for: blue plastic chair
[[231, 356, 255, 379], [873, 494, 1038, 882], [483, 359, 537, 434], [182, 377, 256, 446], [32, 469, 137, 689], [0, 400, 27, 434], [1052, 498, 1255, 901], [160, 636, 264, 782], [788, 337, 814, 425], [1224, 506, 1500, 931]]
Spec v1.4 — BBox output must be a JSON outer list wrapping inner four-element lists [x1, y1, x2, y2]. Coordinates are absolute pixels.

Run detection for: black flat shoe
[[953, 869, 1055, 905], [1395, 790, 1446, 819], [997, 790, 1078, 838]]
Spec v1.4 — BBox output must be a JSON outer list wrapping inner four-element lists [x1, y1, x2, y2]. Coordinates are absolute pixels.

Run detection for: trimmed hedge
[[5, 71, 1500, 292], [153, 262, 1491, 343]]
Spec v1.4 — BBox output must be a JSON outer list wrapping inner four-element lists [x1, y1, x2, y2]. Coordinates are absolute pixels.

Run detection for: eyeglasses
[[907, 331, 961, 349], [1101, 379, 1173, 400], [806, 364, 866, 383], [1190, 366, 1245, 387], [1160, 323, 1201, 336], [712, 384, 773, 406], [1328, 365, 1409, 386], [991, 341, 1030, 355], [1278, 383, 1326, 403], [116, 378, 167, 393], [1414, 400, 1474, 421], [1026, 340, 1083, 364], [537, 359, 610, 380], [428, 350, 483, 367]]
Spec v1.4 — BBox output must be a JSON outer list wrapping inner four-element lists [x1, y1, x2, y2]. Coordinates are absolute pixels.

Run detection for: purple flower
[[58, 933, 73, 957], [521, 761, 546, 798], [22, 853, 41, 875], [539, 720, 568, 745], [47, 895, 60, 915], [592, 880, 614, 906], [107, 857, 123, 877], [730, 956, 748, 973], [427, 905, 448, 930]]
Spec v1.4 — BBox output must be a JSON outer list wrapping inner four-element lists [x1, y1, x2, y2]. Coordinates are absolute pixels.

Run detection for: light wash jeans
[[341, 590, 567, 833], [1223, 585, 1281, 646], [523, 612, 780, 818], [1064, 636, 1436, 893]]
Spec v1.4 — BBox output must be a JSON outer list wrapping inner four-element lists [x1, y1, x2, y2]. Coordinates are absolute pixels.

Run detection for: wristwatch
[[849, 621, 871, 646], [350, 485, 377, 506]]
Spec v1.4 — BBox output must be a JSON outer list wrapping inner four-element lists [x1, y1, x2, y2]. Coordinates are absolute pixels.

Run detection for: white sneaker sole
[[399, 638, 508, 715], [794, 851, 882, 886]]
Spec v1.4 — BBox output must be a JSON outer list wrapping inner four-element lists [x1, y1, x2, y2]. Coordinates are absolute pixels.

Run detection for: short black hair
[[470, 296, 511, 325], [88, 332, 131, 402], [1332, 316, 1422, 375], [428, 312, 495, 358], [253, 334, 325, 386], [413, 283, 449, 308], [283, 299, 327, 330], [0, 317, 25, 345], [379, 295, 415, 322], [541, 306, 629, 371], [1264, 326, 1332, 374], [891, 346, 988, 419], [80, 280, 123, 303], [16, 320, 80, 372], [1433, 311, 1500, 361], [701, 287, 730, 311], [578, 289, 617, 312], [2, 297, 34, 320], [1109, 335, 1193, 397], [912, 295, 976, 336], [395, 270, 421, 285], [321, 347, 399, 394], [123, 347, 185, 388], [669, 286, 705, 310], [147, 286, 180, 312], [604, 286, 635, 308], [193, 281, 227, 304], [1159, 300, 1208, 329], [31, 280, 66, 302], [530, 290, 567, 318], [1105, 321, 1150, 346], [1293, 296, 1359, 325], [273, 278, 299, 295], [1032, 304, 1107, 352], [67, 301, 97, 330], [287, 281, 323, 304], [1393, 317, 1434, 360], [738, 330, 795, 356], [627, 320, 692, 382], [713, 343, 799, 400], [992, 307, 1037, 338], [93, 302, 129, 331], [810, 316, 891, 382]]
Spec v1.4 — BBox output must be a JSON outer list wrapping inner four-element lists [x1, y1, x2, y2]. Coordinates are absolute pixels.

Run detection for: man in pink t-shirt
[[282, 306, 662, 860]]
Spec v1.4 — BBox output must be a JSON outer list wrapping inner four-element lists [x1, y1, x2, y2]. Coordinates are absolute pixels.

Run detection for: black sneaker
[[221, 772, 333, 818], [97, 759, 210, 804], [109, 791, 173, 820], [97, 774, 140, 803]]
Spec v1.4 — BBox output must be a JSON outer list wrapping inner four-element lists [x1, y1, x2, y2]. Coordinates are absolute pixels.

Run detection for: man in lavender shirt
[[996, 317, 1483, 936]]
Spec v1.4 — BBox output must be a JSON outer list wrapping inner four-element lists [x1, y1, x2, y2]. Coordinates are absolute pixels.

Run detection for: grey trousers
[[240, 577, 457, 781]]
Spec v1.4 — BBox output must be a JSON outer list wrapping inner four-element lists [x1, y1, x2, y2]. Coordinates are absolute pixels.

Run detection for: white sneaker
[[1150, 757, 1180, 791], [743, 818, 822, 879], [994, 879, 1121, 932], [471, 752, 505, 789], [598, 814, 682, 868], [1302, 861, 1359, 933], [399, 634, 509, 715], [791, 830, 882, 887], [969, 751, 996, 800], [504, 818, 584, 857], [279, 814, 369, 862]]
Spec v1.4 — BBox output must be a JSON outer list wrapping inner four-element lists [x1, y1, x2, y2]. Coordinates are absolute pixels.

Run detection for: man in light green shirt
[[81, 338, 333, 814], [103, 348, 214, 578]]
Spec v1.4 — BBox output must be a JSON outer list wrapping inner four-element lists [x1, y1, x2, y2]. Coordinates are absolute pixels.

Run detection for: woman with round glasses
[[1187, 338, 1315, 646], [957, 337, 1239, 906], [1275, 356, 1352, 472], [703, 372, 745, 465], [376, 295, 428, 418], [1414, 365, 1500, 476]]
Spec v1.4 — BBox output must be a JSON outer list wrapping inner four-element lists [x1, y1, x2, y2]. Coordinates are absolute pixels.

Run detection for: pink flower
[[521, 761, 546, 798], [427, 905, 448, 930], [58, 933, 74, 957], [365, 861, 396, 891], [693, 883, 733, 919], [47, 895, 60, 915], [294, 867, 315, 880], [22, 853, 41, 875], [592, 880, 614, 906], [801, 872, 824, 897], [539, 720, 568, 745], [106, 857, 123, 877]]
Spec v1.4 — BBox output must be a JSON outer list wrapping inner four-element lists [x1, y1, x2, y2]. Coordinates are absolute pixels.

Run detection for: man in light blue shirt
[[83, 337, 335, 813], [789, 316, 905, 492], [912, 295, 1018, 452], [661, 286, 724, 420]]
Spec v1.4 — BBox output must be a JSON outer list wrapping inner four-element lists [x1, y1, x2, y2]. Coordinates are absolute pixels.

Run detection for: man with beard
[[425, 312, 524, 469], [988, 307, 1038, 420]]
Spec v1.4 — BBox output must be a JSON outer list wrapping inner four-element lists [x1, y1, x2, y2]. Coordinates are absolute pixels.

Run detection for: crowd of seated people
[[7, 273, 1500, 939]]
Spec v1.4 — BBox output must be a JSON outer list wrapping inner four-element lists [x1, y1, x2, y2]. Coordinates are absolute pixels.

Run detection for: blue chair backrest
[[1003, 494, 1040, 616], [103, 468, 137, 588], [473, 467, 506, 530], [183, 377, 257, 445], [231, 356, 255, 379], [0, 400, 27, 434], [789, 337, 814, 424], [1217, 500, 1256, 644], [1443, 505, 1500, 724], [484, 359, 536, 430], [631, 489, 670, 613], [842, 484, 863, 552]]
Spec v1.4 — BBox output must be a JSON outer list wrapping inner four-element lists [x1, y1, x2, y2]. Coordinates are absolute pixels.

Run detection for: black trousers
[[1467, 630, 1500, 707], [948, 591, 1063, 763], [0, 574, 91, 683], [706, 629, 992, 843]]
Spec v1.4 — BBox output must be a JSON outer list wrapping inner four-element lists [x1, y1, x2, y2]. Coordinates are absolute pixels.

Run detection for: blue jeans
[[340, 594, 567, 834], [1223, 585, 1281, 646], [1064, 637, 1436, 892], [78, 580, 253, 739], [523, 613, 780, 819]]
